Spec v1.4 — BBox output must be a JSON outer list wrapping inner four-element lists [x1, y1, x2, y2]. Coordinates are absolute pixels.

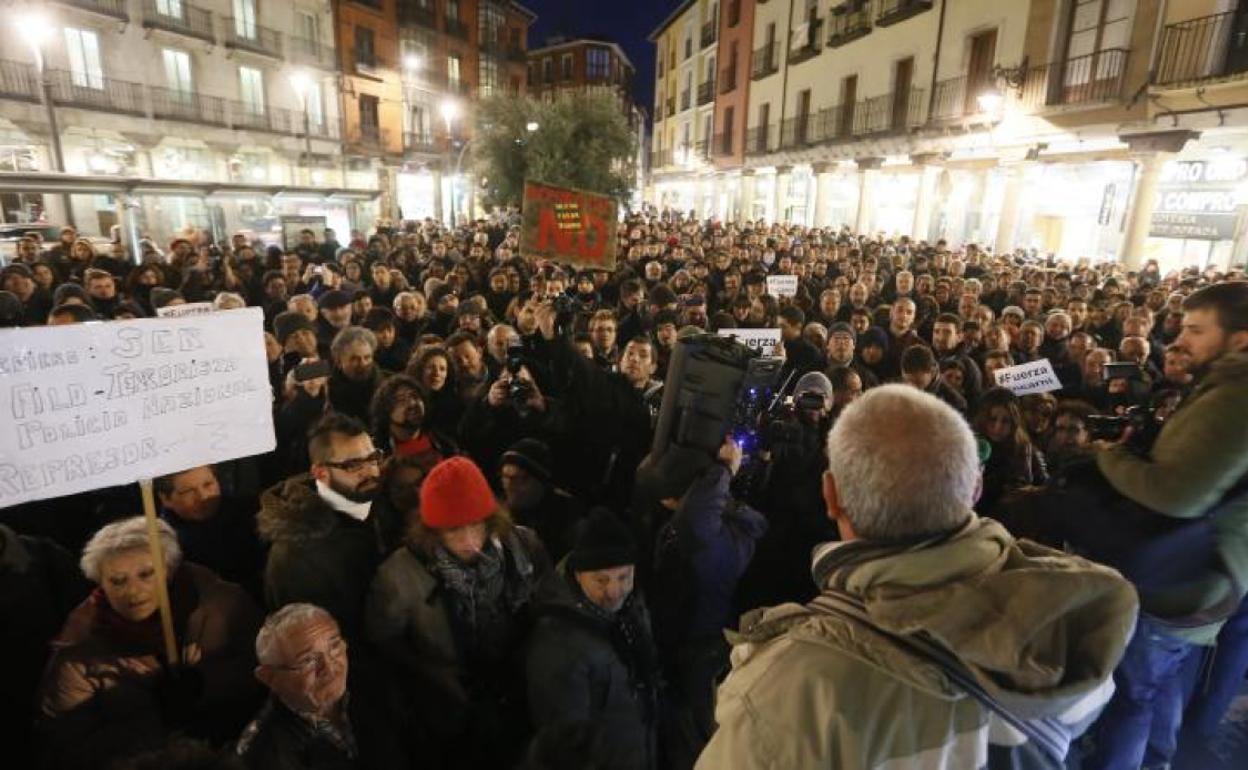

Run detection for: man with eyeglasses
[[238, 603, 407, 768], [258, 414, 387, 639]]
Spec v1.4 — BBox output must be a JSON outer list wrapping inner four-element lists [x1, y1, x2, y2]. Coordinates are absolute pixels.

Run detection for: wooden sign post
[[139, 478, 180, 665]]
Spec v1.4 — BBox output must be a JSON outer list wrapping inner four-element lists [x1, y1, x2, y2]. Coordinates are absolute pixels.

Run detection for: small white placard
[[993, 358, 1064, 395], [717, 328, 783, 357], [766, 275, 799, 297], [156, 302, 215, 318]]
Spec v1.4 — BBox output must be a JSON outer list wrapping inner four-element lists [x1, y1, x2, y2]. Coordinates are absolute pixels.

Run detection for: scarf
[[810, 518, 972, 593], [89, 566, 199, 657], [431, 538, 509, 660], [316, 480, 372, 522]]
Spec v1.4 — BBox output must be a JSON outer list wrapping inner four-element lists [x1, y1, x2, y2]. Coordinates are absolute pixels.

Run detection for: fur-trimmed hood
[[257, 473, 349, 544]]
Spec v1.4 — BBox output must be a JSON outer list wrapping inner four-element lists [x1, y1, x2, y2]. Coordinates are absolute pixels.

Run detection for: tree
[[472, 91, 636, 210]]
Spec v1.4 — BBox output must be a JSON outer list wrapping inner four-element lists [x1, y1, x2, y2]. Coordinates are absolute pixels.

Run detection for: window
[[479, 55, 498, 96], [64, 28, 103, 90], [479, 2, 505, 46], [561, 53, 573, 80], [401, 38, 429, 75], [305, 80, 324, 129], [1064, 0, 1133, 88], [527, 62, 536, 85], [232, 0, 257, 39], [238, 66, 265, 115], [588, 48, 610, 79], [448, 54, 461, 89], [722, 106, 734, 153], [157, 0, 184, 19], [359, 94, 380, 138], [702, 113, 713, 143], [406, 102, 429, 138], [447, 0, 460, 22], [162, 49, 193, 95], [685, 32, 693, 59], [543, 57, 553, 83], [355, 26, 376, 67], [295, 11, 319, 43]]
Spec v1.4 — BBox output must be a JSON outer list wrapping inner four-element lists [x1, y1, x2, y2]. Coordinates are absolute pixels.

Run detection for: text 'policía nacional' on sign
[[0, 307, 276, 507], [993, 358, 1064, 396]]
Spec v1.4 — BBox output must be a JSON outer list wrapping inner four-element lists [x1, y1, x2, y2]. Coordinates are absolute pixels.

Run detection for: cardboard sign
[[717, 328, 782, 357], [766, 275, 798, 297], [156, 302, 214, 318], [0, 308, 276, 507], [521, 181, 619, 269], [993, 358, 1064, 395]]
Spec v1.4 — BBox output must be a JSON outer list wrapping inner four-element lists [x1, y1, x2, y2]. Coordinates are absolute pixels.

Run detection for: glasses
[[323, 450, 384, 472], [272, 637, 348, 675]]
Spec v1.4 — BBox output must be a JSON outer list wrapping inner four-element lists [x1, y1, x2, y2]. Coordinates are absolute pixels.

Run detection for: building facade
[[392, 0, 534, 223], [526, 37, 636, 114], [0, 0, 367, 244], [647, 0, 1248, 273]]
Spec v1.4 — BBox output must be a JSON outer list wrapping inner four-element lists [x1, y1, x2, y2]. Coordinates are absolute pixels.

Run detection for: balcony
[[290, 37, 337, 70], [354, 50, 381, 78], [1154, 10, 1248, 87], [399, 4, 436, 29], [697, 78, 715, 105], [701, 21, 717, 49], [47, 70, 146, 115], [355, 123, 384, 148], [405, 130, 438, 153], [720, 67, 737, 94], [445, 17, 469, 39], [53, 0, 130, 22], [789, 18, 824, 65], [667, 97, 676, 117], [779, 115, 812, 149], [680, 90, 691, 111], [649, 148, 674, 169], [828, 5, 871, 48], [0, 59, 38, 101], [929, 76, 968, 121], [694, 139, 709, 159], [224, 19, 283, 58], [876, 0, 934, 28], [751, 43, 779, 80], [745, 125, 771, 155], [140, 0, 215, 44], [713, 132, 733, 156], [1019, 48, 1130, 109], [149, 87, 228, 126], [229, 102, 303, 134]]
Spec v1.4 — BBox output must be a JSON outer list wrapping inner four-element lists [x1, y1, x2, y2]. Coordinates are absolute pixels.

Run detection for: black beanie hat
[[567, 508, 636, 573], [500, 438, 553, 485]]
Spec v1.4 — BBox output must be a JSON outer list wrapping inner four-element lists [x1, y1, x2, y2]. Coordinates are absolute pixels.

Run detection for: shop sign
[[1150, 159, 1245, 241], [521, 181, 619, 269]]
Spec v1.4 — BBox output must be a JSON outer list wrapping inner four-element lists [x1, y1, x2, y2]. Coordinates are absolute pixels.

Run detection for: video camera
[[1086, 404, 1164, 453]]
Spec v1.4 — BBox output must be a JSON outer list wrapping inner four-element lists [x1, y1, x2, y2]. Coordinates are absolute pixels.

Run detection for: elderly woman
[[37, 517, 263, 770]]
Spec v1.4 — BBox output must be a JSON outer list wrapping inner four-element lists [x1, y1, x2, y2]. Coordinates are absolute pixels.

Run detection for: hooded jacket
[[697, 517, 1137, 770], [1097, 350, 1248, 643], [257, 475, 383, 638]]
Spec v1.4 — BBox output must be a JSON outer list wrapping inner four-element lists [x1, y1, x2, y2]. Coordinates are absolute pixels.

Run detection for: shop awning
[[0, 172, 381, 201]]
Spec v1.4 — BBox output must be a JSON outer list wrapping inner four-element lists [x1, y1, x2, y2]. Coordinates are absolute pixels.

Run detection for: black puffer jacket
[[257, 475, 383, 637], [526, 564, 661, 770]]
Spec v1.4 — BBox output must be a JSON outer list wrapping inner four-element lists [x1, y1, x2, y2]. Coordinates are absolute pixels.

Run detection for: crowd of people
[[1, 211, 1246, 770]]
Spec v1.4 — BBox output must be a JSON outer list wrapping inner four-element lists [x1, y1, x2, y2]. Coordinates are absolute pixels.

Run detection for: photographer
[[738, 372, 838, 610], [1085, 282, 1248, 770], [460, 361, 563, 483]]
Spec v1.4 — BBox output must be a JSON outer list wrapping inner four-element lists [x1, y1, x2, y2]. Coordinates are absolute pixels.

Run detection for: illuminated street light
[[440, 100, 460, 134], [403, 54, 422, 73], [526, 121, 540, 132], [977, 88, 1004, 114]]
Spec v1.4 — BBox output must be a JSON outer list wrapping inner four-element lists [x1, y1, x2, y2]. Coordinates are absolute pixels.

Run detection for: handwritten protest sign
[[766, 275, 798, 297], [717, 328, 782, 357], [521, 181, 619, 269], [0, 308, 275, 507], [156, 302, 214, 318], [993, 358, 1064, 395]]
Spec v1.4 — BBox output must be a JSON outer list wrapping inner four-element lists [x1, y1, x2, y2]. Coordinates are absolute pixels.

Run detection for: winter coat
[[37, 562, 263, 770], [511, 486, 587, 563], [257, 475, 384, 638], [651, 463, 768, 653], [1098, 350, 1248, 643], [979, 438, 1048, 516], [162, 498, 266, 602], [527, 565, 662, 770], [328, 366, 387, 424], [363, 527, 550, 748], [697, 517, 1138, 770]]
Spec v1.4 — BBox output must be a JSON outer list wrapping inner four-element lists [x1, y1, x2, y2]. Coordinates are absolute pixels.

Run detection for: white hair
[[826, 385, 978, 540], [256, 603, 336, 665], [212, 292, 245, 310], [80, 516, 182, 583]]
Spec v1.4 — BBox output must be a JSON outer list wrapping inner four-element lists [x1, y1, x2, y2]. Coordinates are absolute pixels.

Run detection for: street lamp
[[526, 121, 540, 133], [403, 55, 422, 76], [440, 100, 462, 225], [18, 9, 74, 227], [289, 70, 315, 180], [976, 88, 1004, 115]]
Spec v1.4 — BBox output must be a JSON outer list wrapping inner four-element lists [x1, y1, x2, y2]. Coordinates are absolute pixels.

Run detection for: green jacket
[[1098, 351, 1248, 643], [696, 517, 1137, 770]]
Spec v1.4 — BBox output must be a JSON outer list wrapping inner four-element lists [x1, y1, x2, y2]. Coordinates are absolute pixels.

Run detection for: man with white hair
[[697, 385, 1138, 770], [237, 603, 407, 768]]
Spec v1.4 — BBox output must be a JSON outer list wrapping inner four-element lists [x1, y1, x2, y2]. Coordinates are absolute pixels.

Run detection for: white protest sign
[[717, 328, 782, 356], [156, 302, 214, 318], [766, 275, 798, 297], [0, 307, 275, 507], [993, 358, 1064, 395]]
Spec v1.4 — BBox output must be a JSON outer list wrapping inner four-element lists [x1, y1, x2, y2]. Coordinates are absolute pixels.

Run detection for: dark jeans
[[1085, 617, 1202, 770], [1180, 595, 1248, 738]]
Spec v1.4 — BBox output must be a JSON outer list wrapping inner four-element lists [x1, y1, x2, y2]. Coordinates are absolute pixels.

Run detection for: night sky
[[521, 0, 679, 112]]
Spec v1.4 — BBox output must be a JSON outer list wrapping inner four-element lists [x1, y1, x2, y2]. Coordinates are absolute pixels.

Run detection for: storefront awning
[[0, 172, 382, 201]]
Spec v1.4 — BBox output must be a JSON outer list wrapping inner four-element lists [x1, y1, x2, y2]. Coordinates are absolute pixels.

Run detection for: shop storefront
[[1013, 160, 1135, 261], [1144, 156, 1247, 273]]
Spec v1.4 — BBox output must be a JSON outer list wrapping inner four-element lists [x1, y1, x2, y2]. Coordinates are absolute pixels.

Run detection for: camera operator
[[737, 372, 839, 610], [1084, 282, 1248, 770], [459, 359, 562, 483]]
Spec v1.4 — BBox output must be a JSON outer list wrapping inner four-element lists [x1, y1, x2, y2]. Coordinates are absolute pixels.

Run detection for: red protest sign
[[521, 181, 619, 270]]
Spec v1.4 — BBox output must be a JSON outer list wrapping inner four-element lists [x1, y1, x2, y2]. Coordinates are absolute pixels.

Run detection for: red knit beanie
[[420, 456, 497, 529]]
